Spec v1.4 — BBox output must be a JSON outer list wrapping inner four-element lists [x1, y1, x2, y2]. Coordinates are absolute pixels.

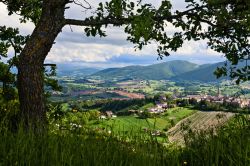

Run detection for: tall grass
[[182, 114, 250, 166], [0, 115, 249, 166], [0, 129, 182, 166]]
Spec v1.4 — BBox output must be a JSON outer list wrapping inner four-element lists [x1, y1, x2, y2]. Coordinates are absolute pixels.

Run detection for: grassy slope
[[168, 111, 235, 144], [92, 107, 196, 133]]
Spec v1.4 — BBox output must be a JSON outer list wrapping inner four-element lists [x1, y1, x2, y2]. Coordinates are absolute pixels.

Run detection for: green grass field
[[91, 107, 196, 133]]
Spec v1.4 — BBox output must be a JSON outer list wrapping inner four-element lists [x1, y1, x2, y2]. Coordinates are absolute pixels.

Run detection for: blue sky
[[0, 0, 225, 69]]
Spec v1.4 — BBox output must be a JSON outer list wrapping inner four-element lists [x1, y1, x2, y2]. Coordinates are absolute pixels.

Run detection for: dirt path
[[167, 111, 234, 144]]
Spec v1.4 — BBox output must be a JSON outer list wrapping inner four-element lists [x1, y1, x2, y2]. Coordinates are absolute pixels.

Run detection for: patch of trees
[[176, 98, 249, 113], [68, 98, 154, 114], [48, 104, 100, 129]]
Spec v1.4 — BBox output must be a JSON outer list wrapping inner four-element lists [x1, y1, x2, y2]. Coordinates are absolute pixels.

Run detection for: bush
[[88, 110, 100, 120]]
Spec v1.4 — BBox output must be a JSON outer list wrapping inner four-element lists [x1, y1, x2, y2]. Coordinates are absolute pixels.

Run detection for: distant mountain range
[[57, 60, 244, 83], [90, 60, 232, 82]]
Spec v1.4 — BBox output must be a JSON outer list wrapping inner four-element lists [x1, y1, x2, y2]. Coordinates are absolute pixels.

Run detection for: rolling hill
[[91, 60, 199, 80], [57, 67, 100, 77], [57, 60, 244, 82], [172, 61, 247, 82], [172, 62, 226, 82]]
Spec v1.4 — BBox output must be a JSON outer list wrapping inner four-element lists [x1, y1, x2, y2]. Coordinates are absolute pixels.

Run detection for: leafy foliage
[[178, 0, 250, 83], [0, 0, 42, 24], [0, 26, 26, 101], [0, 25, 62, 98]]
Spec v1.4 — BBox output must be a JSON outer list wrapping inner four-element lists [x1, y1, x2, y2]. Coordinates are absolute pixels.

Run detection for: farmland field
[[51, 76, 250, 102], [167, 111, 235, 144], [90, 107, 196, 134]]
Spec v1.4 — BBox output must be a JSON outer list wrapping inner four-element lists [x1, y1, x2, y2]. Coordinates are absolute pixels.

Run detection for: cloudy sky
[[0, 0, 225, 69]]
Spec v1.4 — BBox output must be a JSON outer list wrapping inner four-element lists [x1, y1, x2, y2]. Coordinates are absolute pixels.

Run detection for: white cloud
[[47, 43, 123, 63], [174, 40, 221, 57], [47, 41, 158, 63]]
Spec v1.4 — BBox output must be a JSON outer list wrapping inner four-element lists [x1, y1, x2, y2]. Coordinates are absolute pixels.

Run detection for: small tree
[[89, 110, 100, 120]]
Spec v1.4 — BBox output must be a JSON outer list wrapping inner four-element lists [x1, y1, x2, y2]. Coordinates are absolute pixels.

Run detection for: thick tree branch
[[65, 5, 213, 27], [65, 17, 131, 26]]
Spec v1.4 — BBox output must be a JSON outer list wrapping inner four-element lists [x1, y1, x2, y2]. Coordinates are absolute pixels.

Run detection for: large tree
[[0, 0, 249, 126]]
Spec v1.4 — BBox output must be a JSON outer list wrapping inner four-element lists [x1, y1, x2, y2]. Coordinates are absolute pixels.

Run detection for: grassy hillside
[[92, 60, 198, 80], [91, 66, 144, 80], [91, 107, 196, 133], [172, 62, 225, 82], [172, 61, 247, 82]]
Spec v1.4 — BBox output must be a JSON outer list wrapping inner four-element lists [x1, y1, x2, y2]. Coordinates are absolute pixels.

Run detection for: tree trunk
[[17, 1, 66, 128], [18, 63, 46, 127]]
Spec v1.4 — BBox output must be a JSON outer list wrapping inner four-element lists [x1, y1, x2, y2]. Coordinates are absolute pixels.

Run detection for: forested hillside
[[92, 60, 198, 80], [91, 60, 228, 82]]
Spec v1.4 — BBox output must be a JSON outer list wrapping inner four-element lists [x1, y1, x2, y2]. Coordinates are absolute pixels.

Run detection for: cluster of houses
[[148, 103, 168, 114], [98, 93, 249, 120], [146, 93, 250, 115], [184, 95, 250, 108], [128, 101, 169, 115], [100, 111, 117, 119]]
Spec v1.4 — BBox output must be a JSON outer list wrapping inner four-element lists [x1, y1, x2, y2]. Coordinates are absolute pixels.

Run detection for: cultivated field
[[107, 90, 145, 99], [167, 111, 235, 144]]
